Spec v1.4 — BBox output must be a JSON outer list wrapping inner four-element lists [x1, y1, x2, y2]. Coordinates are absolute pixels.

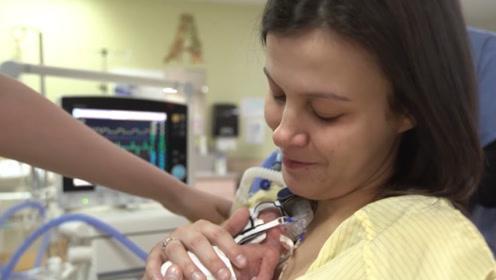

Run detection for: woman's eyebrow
[[307, 92, 351, 102], [263, 67, 351, 102]]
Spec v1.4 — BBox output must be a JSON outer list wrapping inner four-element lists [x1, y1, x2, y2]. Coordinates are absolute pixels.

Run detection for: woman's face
[[264, 28, 412, 201]]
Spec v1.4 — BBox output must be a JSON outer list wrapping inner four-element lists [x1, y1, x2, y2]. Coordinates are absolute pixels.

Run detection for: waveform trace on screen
[[74, 108, 168, 169]]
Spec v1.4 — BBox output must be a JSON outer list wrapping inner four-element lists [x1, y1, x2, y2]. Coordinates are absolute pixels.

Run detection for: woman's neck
[[278, 186, 381, 280], [280, 156, 397, 279], [309, 158, 396, 233], [308, 184, 381, 237]]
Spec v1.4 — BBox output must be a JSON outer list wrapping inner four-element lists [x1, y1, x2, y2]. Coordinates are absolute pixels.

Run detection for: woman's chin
[[283, 172, 335, 200], [284, 180, 318, 200]]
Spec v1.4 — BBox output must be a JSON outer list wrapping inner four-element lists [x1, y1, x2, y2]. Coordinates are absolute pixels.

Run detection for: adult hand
[[144, 208, 281, 280], [166, 188, 232, 225]]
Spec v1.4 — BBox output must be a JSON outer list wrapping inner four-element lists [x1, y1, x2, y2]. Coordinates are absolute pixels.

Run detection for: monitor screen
[[61, 96, 188, 194]]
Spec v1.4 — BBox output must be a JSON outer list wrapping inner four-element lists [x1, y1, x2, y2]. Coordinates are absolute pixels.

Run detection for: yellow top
[[294, 195, 496, 280]]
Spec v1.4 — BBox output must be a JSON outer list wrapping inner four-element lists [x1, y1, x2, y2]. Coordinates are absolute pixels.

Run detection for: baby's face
[[257, 209, 288, 248]]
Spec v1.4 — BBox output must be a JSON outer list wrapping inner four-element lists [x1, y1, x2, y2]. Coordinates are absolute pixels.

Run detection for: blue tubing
[[1, 213, 148, 280], [0, 201, 45, 228], [0, 200, 49, 267]]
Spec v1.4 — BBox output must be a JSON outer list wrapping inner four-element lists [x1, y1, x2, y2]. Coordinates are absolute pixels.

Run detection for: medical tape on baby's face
[[256, 216, 292, 232]]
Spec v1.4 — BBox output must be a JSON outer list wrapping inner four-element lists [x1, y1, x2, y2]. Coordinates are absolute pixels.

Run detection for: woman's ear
[[397, 114, 416, 133]]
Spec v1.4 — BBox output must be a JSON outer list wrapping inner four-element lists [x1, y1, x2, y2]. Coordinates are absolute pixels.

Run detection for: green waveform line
[[94, 127, 150, 136], [118, 141, 156, 155]]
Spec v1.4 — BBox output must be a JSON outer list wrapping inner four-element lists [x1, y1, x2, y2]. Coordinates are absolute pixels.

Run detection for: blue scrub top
[[468, 27, 496, 147]]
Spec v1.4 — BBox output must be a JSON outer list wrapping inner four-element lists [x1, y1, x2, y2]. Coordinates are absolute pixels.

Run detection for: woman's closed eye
[[313, 111, 343, 122], [272, 92, 286, 103]]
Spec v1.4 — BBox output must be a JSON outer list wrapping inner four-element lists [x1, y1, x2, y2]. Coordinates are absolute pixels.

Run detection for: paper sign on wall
[[244, 117, 265, 144], [240, 97, 266, 144], [240, 97, 264, 117]]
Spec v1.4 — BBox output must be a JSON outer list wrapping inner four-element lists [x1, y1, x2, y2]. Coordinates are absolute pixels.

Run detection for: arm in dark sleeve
[[476, 141, 496, 207]]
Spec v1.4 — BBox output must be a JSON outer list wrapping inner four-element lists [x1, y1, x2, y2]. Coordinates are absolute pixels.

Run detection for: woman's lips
[[282, 157, 316, 170]]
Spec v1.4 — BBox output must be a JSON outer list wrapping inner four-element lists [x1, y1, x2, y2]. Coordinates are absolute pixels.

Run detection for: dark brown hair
[[261, 0, 482, 209]]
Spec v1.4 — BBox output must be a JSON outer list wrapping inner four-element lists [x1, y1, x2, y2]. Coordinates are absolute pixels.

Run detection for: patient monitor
[[59, 96, 188, 209]]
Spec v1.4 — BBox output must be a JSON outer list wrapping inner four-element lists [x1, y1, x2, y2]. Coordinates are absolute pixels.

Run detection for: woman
[[146, 0, 496, 279]]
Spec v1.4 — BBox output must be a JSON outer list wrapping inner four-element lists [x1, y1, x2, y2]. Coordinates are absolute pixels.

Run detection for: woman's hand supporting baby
[[144, 208, 283, 280]]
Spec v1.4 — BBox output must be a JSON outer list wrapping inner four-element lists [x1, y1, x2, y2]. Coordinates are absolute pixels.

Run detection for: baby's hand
[[228, 208, 290, 280], [226, 208, 286, 280], [257, 209, 288, 248]]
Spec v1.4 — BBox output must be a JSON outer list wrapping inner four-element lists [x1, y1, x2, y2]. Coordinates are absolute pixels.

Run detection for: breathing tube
[[0, 200, 50, 268], [274, 188, 314, 243], [1, 213, 147, 280], [231, 166, 285, 211]]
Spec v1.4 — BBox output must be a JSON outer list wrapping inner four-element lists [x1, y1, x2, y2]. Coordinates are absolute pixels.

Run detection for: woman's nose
[[272, 113, 308, 149]]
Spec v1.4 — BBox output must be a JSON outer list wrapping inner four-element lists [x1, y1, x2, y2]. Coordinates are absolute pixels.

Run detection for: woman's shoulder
[[353, 195, 480, 237], [357, 195, 495, 279], [357, 195, 489, 250], [359, 194, 465, 231], [305, 195, 496, 279]]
